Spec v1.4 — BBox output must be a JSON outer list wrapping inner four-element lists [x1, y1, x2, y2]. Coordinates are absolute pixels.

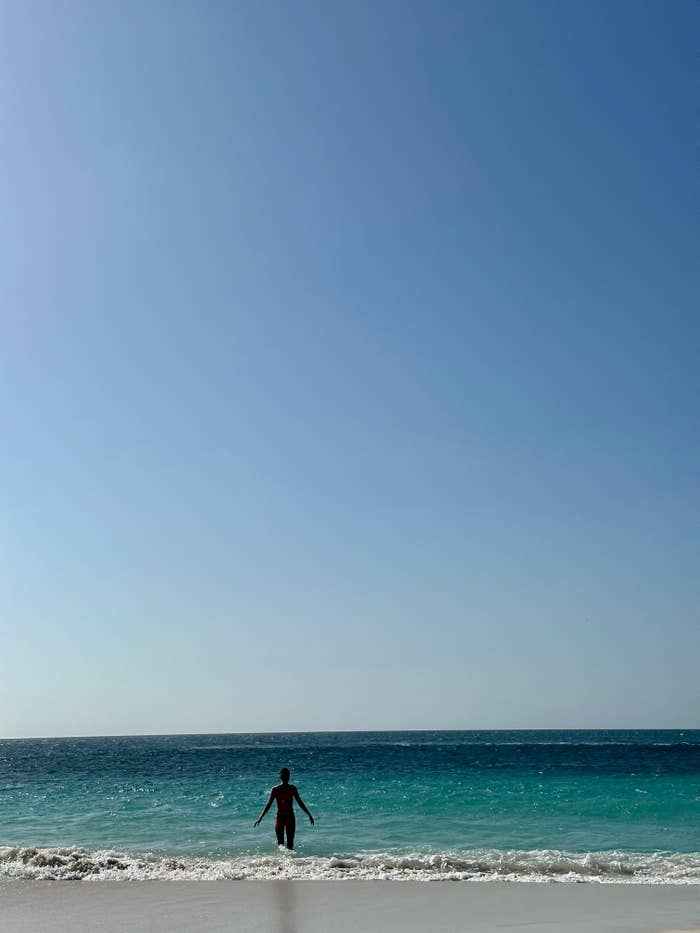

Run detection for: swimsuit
[[275, 811, 296, 834]]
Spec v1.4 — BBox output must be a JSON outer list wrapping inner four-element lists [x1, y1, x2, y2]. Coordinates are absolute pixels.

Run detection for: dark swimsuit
[[275, 811, 296, 834]]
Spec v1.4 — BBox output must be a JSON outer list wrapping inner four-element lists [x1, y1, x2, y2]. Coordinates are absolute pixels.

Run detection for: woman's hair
[[280, 767, 291, 780]]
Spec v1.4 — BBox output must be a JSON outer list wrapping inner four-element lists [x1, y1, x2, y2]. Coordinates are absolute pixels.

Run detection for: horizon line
[[2, 726, 697, 741]]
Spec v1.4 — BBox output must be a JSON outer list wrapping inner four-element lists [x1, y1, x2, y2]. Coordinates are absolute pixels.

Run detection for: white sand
[[0, 881, 698, 933]]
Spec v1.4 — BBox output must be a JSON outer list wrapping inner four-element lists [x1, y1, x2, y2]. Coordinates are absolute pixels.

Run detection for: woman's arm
[[294, 788, 314, 825], [253, 790, 275, 827]]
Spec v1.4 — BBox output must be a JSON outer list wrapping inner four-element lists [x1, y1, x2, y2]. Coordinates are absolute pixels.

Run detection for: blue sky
[[1, 1, 698, 736]]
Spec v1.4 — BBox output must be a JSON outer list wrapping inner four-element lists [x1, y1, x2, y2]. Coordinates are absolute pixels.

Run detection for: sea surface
[[1, 730, 698, 882]]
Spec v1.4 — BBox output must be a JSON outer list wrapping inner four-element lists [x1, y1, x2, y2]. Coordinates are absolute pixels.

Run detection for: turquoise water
[[1, 730, 698, 881]]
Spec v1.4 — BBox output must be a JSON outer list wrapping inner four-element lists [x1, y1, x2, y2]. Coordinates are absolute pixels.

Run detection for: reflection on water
[[272, 880, 299, 933]]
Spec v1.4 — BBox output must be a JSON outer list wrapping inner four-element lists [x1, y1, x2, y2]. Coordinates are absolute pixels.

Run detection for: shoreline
[[3, 843, 699, 883], [1, 880, 698, 933]]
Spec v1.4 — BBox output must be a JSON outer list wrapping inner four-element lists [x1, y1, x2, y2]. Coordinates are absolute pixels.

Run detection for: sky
[[1, 0, 698, 737]]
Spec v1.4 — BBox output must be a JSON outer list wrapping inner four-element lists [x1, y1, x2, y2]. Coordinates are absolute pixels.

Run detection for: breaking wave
[[1, 846, 699, 883]]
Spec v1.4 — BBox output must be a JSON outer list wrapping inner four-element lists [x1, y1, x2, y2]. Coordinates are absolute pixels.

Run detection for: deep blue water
[[1, 730, 698, 881]]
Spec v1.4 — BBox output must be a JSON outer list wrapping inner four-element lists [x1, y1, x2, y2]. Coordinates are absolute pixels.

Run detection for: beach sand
[[0, 880, 698, 933]]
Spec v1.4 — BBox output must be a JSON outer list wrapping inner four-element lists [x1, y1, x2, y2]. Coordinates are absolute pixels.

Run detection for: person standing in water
[[253, 768, 314, 850]]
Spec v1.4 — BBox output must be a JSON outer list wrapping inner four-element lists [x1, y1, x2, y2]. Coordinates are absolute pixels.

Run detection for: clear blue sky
[[1, 1, 698, 737]]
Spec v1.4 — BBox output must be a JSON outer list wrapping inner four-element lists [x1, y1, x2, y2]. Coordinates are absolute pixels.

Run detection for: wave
[[1, 846, 699, 883]]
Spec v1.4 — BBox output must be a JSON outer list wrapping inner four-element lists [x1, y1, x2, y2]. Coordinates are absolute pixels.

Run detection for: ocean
[[1, 730, 698, 882]]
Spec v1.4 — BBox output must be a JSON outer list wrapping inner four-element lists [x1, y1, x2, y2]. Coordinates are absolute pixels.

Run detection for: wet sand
[[0, 880, 698, 933]]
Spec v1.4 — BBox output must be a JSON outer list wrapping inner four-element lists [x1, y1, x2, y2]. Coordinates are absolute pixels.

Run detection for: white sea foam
[[1, 846, 699, 884]]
